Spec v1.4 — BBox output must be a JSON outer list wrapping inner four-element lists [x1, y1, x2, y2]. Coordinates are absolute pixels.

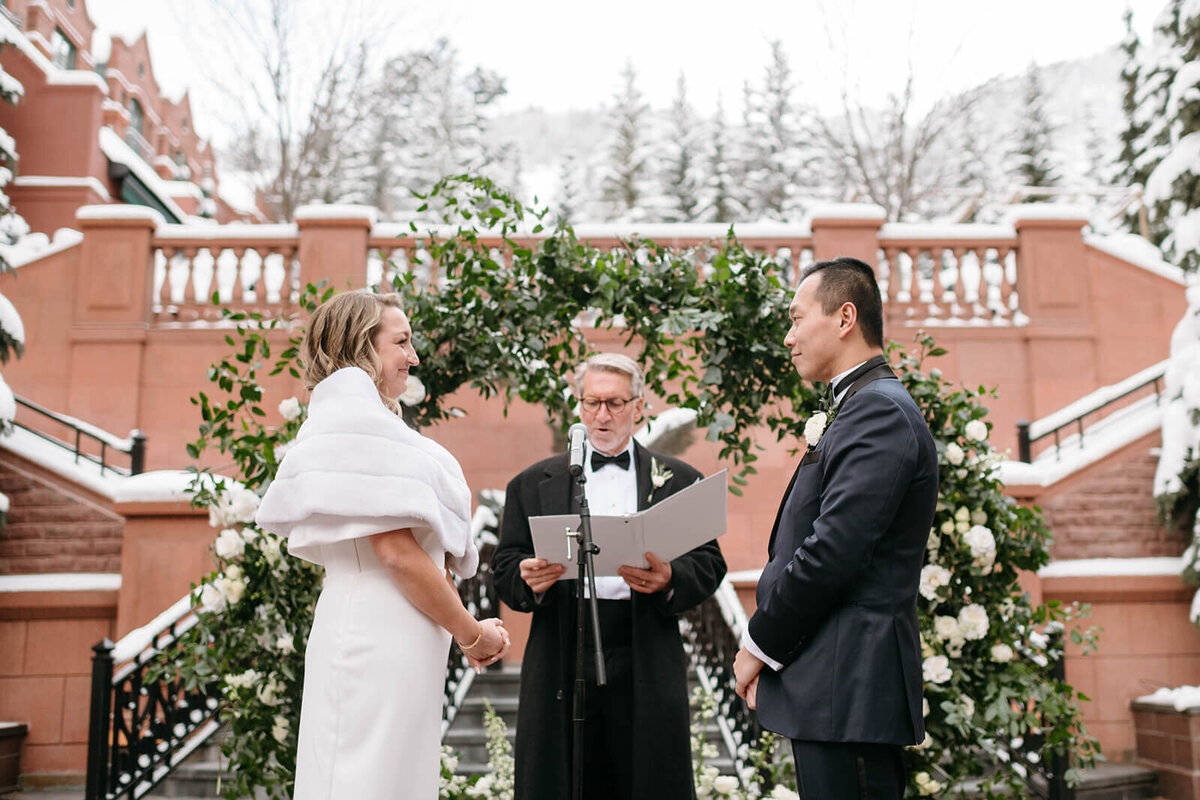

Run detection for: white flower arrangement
[[957, 604, 990, 640], [271, 715, 289, 743], [803, 411, 828, 447], [278, 396, 302, 421], [965, 419, 988, 442], [922, 654, 951, 684], [944, 442, 965, 465], [918, 564, 951, 601], [215, 528, 245, 559], [990, 643, 1014, 663], [914, 770, 943, 796], [648, 457, 674, 502], [399, 374, 426, 407]]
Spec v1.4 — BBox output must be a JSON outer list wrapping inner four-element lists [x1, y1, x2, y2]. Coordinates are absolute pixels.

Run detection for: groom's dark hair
[[801, 257, 884, 348]]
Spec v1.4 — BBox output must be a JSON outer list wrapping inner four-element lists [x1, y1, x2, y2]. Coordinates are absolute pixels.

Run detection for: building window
[[174, 150, 186, 166], [138, 63, 145, 78], [50, 28, 76, 70], [128, 98, 144, 137], [67, 0, 75, 7]]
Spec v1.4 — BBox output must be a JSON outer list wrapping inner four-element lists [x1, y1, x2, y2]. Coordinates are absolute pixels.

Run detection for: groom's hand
[[734, 647, 765, 707]]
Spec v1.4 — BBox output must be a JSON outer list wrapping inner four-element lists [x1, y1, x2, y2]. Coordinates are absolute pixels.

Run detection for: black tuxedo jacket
[[749, 375, 938, 745], [492, 441, 726, 800]]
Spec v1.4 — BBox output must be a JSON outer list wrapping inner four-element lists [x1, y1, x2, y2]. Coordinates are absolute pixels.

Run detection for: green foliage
[[439, 701, 514, 798], [164, 175, 1099, 798], [1158, 452, 1200, 537]]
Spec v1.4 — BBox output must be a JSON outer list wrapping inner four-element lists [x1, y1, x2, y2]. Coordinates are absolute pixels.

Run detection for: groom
[[734, 257, 938, 799]]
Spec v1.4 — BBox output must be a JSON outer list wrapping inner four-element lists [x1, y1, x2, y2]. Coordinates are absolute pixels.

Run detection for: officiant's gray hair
[[574, 353, 645, 398]]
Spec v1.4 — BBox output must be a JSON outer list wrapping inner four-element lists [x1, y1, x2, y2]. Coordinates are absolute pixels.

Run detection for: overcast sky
[[85, 0, 1167, 144]]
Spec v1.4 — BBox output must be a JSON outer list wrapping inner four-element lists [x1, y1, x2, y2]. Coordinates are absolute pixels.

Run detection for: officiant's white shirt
[[584, 440, 637, 600]]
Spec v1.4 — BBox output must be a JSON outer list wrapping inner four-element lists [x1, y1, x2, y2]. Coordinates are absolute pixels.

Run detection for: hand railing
[[13, 394, 146, 475], [681, 580, 772, 791], [85, 593, 221, 800]]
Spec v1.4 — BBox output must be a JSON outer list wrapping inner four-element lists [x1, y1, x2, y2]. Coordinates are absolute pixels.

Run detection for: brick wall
[[0, 454, 123, 574], [1133, 700, 1200, 800], [1037, 438, 1186, 560]]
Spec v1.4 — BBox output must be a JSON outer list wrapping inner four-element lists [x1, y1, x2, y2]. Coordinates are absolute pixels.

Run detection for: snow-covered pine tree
[[556, 151, 583, 224], [701, 95, 741, 224], [1143, 0, 1200, 272], [600, 60, 650, 222], [1118, 8, 1152, 192], [1009, 62, 1061, 192], [741, 41, 814, 221], [0, 27, 26, 276], [660, 73, 700, 222]]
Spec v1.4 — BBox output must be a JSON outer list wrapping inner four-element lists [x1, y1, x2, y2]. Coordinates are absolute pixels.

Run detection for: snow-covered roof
[[996, 392, 1163, 488], [0, 228, 83, 269], [97, 127, 188, 222], [76, 203, 163, 223], [0, 573, 121, 592], [0, 14, 105, 92], [11, 175, 111, 202], [1085, 232, 1186, 284]]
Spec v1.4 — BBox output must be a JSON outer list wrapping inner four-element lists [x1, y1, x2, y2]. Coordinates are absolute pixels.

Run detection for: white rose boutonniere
[[804, 411, 828, 448], [648, 457, 674, 502]]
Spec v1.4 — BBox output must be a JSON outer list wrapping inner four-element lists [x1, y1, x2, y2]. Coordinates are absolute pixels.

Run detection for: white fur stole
[[255, 367, 478, 577]]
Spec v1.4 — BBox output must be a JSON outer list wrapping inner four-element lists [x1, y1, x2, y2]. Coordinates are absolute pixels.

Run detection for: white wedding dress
[[255, 367, 478, 799]]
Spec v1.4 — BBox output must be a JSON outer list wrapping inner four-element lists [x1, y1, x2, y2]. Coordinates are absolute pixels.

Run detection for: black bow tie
[[591, 450, 631, 471]]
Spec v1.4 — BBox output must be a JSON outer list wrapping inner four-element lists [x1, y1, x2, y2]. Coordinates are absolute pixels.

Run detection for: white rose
[[224, 668, 260, 690], [955, 520, 970, 534], [959, 695, 975, 719], [965, 419, 988, 442], [712, 775, 739, 794], [940, 519, 955, 535], [922, 698, 930, 717], [276, 633, 295, 654], [230, 489, 260, 523], [922, 654, 951, 684], [225, 564, 242, 581], [990, 643, 1014, 663], [199, 582, 226, 613], [944, 442, 965, 465], [262, 536, 283, 566], [770, 787, 800, 800], [958, 604, 990, 640], [271, 715, 290, 743], [918, 565, 951, 601], [970, 509, 988, 525], [955, 506, 970, 522], [963, 525, 997, 568], [220, 576, 247, 606], [257, 677, 284, 706], [278, 397, 302, 421], [803, 412, 828, 446], [214, 528, 245, 559], [208, 498, 235, 529], [934, 615, 960, 642], [399, 374, 426, 407]]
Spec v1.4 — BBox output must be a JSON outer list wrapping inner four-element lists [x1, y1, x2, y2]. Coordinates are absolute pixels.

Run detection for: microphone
[[567, 423, 589, 476]]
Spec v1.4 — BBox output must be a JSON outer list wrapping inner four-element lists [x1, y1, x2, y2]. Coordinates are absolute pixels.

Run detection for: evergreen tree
[[741, 41, 815, 220], [1118, 7, 1152, 188], [556, 151, 583, 224], [702, 95, 741, 223], [1009, 63, 1060, 191], [1083, 103, 1111, 187], [661, 74, 700, 222], [1143, 0, 1200, 271], [0, 39, 26, 278], [601, 60, 650, 221]]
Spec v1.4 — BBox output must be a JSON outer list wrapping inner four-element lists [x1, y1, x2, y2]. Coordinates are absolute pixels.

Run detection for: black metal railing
[[85, 598, 221, 800], [1017, 365, 1165, 462], [442, 499, 504, 735], [681, 582, 770, 790], [1010, 630, 1074, 800], [13, 394, 146, 475]]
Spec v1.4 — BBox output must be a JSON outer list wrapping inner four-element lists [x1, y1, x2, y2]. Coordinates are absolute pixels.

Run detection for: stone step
[[6, 503, 113, 523]]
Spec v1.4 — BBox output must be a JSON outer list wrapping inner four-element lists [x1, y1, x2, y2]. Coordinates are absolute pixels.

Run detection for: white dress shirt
[[583, 440, 637, 600]]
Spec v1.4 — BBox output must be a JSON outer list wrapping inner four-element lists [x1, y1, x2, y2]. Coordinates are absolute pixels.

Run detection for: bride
[[256, 290, 509, 799]]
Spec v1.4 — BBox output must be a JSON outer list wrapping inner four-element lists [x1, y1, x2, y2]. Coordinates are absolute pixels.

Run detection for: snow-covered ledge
[[0, 573, 120, 592], [294, 204, 378, 224]]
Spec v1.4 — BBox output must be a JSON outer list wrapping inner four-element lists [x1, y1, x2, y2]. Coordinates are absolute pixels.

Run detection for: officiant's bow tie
[[591, 450, 631, 471]]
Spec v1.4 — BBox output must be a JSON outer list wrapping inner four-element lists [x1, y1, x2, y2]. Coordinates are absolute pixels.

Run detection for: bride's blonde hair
[[303, 290, 406, 413]]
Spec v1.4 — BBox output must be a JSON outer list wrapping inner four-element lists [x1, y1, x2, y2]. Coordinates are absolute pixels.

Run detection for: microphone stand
[[571, 469, 606, 800]]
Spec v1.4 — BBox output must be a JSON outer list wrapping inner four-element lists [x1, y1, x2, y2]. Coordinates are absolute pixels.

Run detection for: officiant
[[492, 353, 727, 800]]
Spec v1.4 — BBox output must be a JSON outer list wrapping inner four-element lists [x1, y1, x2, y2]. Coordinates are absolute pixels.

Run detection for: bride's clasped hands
[[457, 616, 509, 670]]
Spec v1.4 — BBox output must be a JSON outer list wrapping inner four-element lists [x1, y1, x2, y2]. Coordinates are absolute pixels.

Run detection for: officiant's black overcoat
[[493, 441, 726, 800]]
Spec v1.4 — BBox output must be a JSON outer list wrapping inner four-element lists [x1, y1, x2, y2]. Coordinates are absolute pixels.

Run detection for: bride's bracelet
[[457, 621, 485, 653]]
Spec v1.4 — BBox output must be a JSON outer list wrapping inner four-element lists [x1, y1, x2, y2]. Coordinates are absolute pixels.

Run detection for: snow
[[1085, 232, 1186, 283], [1154, 284, 1200, 496], [1137, 686, 1200, 712], [1145, 132, 1200, 206], [294, 204, 378, 223], [0, 292, 23, 345], [0, 491, 7, 513], [76, 202, 164, 223], [0, 373, 14, 424], [1, 425, 128, 497], [1167, 61, 1200, 120], [111, 591, 198, 664], [1037, 557, 1182, 578], [1002, 204, 1092, 224], [96, 128, 188, 222], [154, 223, 297, 241], [0, 227, 83, 269], [12, 175, 112, 201], [879, 223, 1017, 242], [807, 203, 886, 221], [163, 182, 204, 200], [1029, 360, 1168, 439], [109, 471, 198, 504], [634, 407, 698, 448], [0, 573, 121, 592], [997, 392, 1163, 487], [1174, 208, 1200, 256]]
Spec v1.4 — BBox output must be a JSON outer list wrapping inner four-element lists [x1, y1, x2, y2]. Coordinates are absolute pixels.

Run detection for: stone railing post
[[70, 206, 162, 444], [1008, 205, 1095, 425], [808, 203, 886, 268], [295, 205, 377, 293]]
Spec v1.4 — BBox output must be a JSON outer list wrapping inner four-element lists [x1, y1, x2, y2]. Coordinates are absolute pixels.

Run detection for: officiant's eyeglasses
[[580, 396, 636, 413]]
